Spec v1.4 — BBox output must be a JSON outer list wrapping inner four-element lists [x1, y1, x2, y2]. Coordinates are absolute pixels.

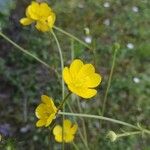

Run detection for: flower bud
[[106, 131, 117, 142], [84, 27, 90, 35], [113, 43, 120, 52]]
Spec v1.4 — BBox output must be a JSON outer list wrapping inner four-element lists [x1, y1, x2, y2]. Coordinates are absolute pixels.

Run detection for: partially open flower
[[20, 1, 56, 32], [63, 59, 102, 99], [53, 119, 78, 143], [35, 95, 57, 127]]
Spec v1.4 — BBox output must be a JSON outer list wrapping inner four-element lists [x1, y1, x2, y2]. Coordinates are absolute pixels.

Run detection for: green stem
[[66, 102, 89, 150], [77, 98, 88, 148], [72, 142, 79, 150], [117, 131, 142, 138], [70, 38, 89, 149], [102, 48, 118, 115], [0, 31, 61, 86], [51, 30, 65, 150], [58, 112, 140, 130], [0, 32, 49, 68], [71, 38, 75, 61], [51, 30, 65, 100], [57, 92, 72, 111], [54, 26, 91, 49]]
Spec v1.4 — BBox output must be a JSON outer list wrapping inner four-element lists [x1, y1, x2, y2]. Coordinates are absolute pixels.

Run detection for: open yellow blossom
[[20, 1, 56, 32], [35, 95, 57, 127], [53, 119, 78, 143], [63, 59, 102, 98]]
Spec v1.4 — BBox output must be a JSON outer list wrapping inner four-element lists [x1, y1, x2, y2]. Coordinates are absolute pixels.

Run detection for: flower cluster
[[20, 1, 56, 32], [35, 95, 78, 143], [22, 1, 102, 144], [35, 59, 102, 143]]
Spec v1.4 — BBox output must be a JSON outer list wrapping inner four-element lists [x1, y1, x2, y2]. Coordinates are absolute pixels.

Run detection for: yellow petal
[[78, 88, 97, 98], [41, 95, 51, 105], [27, 2, 40, 20], [53, 125, 62, 135], [40, 3, 52, 18], [55, 135, 62, 143], [45, 113, 56, 127], [64, 119, 72, 130], [70, 59, 84, 78], [35, 21, 50, 32], [85, 73, 102, 88], [78, 64, 95, 79], [71, 124, 78, 134], [63, 67, 72, 84], [20, 17, 33, 25], [36, 119, 46, 127], [67, 84, 79, 95], [35, 104, 48, 118], [64, 134, 74, 143], [47, 12, 56, 29], [41, 95, 57, 112]]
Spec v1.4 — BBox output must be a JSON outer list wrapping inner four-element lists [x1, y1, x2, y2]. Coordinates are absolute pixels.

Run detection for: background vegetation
[[0, 0, 150, 149]]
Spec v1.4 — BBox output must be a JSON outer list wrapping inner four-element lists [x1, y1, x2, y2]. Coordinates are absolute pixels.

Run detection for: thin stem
[[66, 102, 89, 150], [51, 30, 65, 100], [72, 142, 79, 150], [71, 38, 75, 61], [58, 112, 140, 130], [54, 26, 91, 49], [57, 92, 72, 111], [92, 40, 97, 67], [0, 31, 61, 82], [77, 98, 88, 147], [69, 39, 89, 149], [0, 32, 49, 68], [117, 131, 142, 138], [51, 30, 65, 150], [102, 48, 118, 115]]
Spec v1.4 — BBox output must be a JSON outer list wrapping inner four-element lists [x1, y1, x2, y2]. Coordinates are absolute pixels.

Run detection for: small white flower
[[104, 2, 110, 8], [103, 19, 110, 26], [127, 43, 134, 49], [84, 36, 92, 44], [132, 6, 139, 12], [133, 77, 140, 83]]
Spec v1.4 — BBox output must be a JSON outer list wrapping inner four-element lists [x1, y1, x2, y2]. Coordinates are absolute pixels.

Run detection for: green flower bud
[[84, 27, 90, 35], [113, 43, 120, 51], [106, 131, 117, 142]]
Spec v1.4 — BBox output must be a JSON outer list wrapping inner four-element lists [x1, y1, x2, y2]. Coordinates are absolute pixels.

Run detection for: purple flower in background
[[0, 123, 12, 136]]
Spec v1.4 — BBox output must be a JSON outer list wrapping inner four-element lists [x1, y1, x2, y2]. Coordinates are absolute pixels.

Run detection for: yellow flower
[[53, 119, 78, 143], [20, 1, 56, 32], [63, 59, 102, 98], [35, 95, 57, 127]]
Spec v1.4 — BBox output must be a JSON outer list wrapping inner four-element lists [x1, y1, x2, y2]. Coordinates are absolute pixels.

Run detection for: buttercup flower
[[53, 119, 78, 143], [35, 95, 57, 127], [20, 1, 56, 32], [63, 59, 102, 98]]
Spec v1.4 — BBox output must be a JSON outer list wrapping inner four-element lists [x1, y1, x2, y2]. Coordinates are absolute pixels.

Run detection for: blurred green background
[[0, 0, 150, 149]]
